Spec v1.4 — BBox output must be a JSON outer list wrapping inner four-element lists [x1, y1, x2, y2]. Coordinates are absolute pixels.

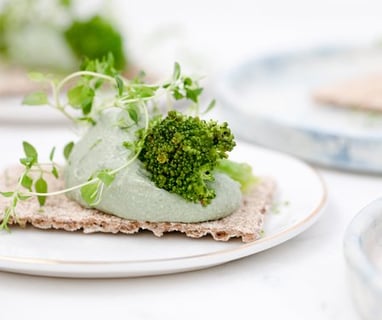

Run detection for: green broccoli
[[138, 111, 236, 206], [64, 15, 126, 71]]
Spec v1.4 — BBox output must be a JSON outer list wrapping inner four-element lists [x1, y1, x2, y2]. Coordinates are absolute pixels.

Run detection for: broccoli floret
[[64, 15, 126, 71], [216, 159, 259, 192], [138, 111, 235, 206]]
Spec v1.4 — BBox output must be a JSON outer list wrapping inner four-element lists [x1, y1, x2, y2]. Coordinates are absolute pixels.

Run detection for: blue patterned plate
[[216, 45, 382, 173]]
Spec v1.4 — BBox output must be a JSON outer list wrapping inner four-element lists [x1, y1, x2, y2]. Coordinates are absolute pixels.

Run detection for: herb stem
[[56, 71, 116, 93], [118, 96, 152, 104], [23, 177, 98, 197]]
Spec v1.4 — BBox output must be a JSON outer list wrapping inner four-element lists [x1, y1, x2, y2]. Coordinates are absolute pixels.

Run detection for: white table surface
[[0, 117, 380, 320], [2, 0, 382, 318]]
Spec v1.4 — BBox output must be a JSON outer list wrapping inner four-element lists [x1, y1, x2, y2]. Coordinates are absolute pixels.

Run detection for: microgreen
[[63, 142, 74, 161], [0, 59, 215, 230]]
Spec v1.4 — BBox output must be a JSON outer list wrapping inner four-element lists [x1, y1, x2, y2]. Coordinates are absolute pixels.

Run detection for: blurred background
[[1, 0, 382, 141], [0, 0, 382, 83], [117, 0, 382, 77]]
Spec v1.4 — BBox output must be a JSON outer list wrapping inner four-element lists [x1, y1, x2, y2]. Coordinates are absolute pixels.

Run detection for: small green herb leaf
[[51, 166, 59, 179], [22, 92, 48, 106], [115, 76, 124, 96], [35, 177, 48, 206], [49, 146, 56, 162], [63, 142, 74, 161], [21, 174, 33, 191], [183, 77, 192, 86], [127, 104, 139, 123], [67, 85, 95, 114], [186, 88, 203, 103], [22, 141, 38, 163], [80, 180, 102, 206], [202, 99, 216, 115], [173, 62, 181, 80], [0, 191, 14, 198], [173, 88, 184, 100], [19, 157, 35, 169], [97, 171, 115, 187], [122, 141, 133, 150], [18, 194, 32, 201]]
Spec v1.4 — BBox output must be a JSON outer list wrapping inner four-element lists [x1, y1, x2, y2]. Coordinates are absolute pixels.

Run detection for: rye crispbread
[[0, 167, 275, 242], [313, 73, 382, 112]]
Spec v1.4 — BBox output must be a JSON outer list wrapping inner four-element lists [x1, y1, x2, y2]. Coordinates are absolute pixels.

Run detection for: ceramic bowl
[[344, 198, 382, 320]]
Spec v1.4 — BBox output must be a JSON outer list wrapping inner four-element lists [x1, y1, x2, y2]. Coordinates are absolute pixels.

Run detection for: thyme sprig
[[0, 56, 212, 230]]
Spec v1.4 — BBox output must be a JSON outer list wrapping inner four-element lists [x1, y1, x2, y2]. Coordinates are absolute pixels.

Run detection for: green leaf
[[18, 194, 32, 201], [19, 157, 36, 168], [81, 99, 93, 115], [173, 89, 184, 100], [22, 92, 48, 106], [183, 77, 192, 86], [122, 141, 133, 150], [0, 191, 14, 198], [67, 85, 95, 114], [127, 104, 139, 123], [63, 141, 74, 161], [173, 62, 181, 80], [80, 180, 102, 206], [35, 177, 48, 206], [22, 141, 38, 162], [97, 171, 115, 187], [186, 88, 203, 103], [0, 207, 12, 232], [51, 166, 59, 179], [28, 72, 47, 82], [49, 146, 56, 162], [21, 175, 33, 191], [202, 99, 216, 115], [67, 85, 92, 108], [115, 76, 124, 96]]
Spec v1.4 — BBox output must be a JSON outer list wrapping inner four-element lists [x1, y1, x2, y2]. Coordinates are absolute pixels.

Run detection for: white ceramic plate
[[216, 45, 382, 173], [0, 142, 326, 278]]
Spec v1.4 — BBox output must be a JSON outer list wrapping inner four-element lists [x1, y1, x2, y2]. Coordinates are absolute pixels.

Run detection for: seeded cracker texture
[[0, 167, 276, 242]]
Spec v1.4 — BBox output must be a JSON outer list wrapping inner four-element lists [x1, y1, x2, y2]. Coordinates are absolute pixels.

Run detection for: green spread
[[64, 110, 242, 223]]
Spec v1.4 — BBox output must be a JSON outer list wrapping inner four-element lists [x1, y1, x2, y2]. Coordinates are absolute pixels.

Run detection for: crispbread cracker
[[313, 73, 382, 112], [0, 167, 275, 242]]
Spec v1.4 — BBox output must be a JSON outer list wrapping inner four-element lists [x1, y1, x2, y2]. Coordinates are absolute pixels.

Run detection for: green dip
[[65, 110, 242, 223]]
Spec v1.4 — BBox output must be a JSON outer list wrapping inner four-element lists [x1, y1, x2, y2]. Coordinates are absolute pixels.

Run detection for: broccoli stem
[[215, 159, 259, 192]]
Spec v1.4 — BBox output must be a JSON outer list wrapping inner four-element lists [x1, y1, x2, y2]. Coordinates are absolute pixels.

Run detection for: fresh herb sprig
[[0, 57, 212, 230], [0, 142, 59, 231]]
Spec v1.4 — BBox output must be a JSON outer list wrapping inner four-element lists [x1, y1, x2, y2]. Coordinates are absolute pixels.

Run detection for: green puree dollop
[[65, 111, 242, 223]]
